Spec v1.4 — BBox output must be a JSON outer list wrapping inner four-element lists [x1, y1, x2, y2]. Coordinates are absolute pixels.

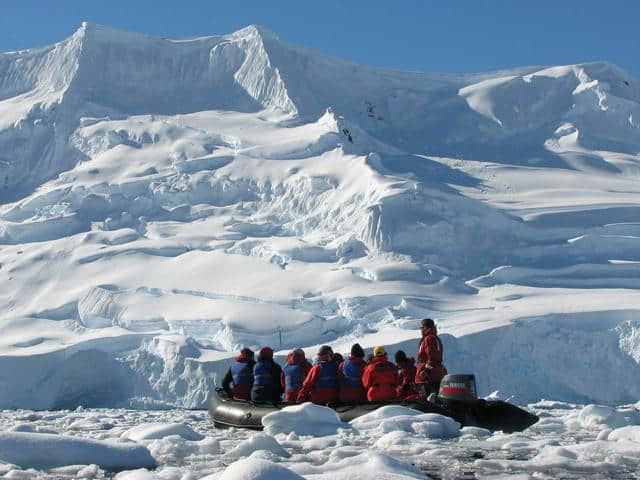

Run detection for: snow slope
[[1, 23, 640, 409]]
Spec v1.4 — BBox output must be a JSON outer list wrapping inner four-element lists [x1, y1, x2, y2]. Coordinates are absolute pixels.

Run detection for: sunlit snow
[[1, 22, 640, 479]]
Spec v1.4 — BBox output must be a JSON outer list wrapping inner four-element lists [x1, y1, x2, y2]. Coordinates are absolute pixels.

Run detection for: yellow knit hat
[[373, 346, 386, 357]]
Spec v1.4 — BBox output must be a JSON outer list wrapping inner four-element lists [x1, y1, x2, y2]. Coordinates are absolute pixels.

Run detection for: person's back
[[222, 348, 255, 401], [281, 348, 312, 403], [297, 346, 339, 404], [362, 346, 397, 402], [338, 343, 367, 403], [415, 318, 447, 397], [395, 350, 418, 400], [251, 347, 283, 403]]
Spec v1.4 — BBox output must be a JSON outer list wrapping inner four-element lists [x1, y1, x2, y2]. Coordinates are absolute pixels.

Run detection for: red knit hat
[[259, 347, 274, 359]]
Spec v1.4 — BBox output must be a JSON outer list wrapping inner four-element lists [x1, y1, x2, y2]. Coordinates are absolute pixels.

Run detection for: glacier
[[1, 22, 640, 412]]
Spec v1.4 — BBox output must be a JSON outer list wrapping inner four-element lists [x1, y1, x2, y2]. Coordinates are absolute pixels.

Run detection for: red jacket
[[396, 356, 417, 399], [362, 356, 398, 402], [280, 352, 312, 402], [338, 356, 367, 402], [415, 327, 447, 385], [296, 355, 339, 404]]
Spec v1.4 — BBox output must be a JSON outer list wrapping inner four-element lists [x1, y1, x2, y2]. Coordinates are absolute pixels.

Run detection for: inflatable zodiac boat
[[209, 374, 538, 433]]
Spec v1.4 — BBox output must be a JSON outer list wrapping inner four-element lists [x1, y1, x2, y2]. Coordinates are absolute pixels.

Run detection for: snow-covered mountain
[[1, 23, 639, 409]]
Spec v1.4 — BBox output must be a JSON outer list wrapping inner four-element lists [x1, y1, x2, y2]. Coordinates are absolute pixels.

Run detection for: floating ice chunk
[[477, 435, 640, 474], [226, 433, 290, 459], [67, 417, 115, 431], [290, 451, 424, 479], [208, 458, 304, 480], [115, 468, 200, 480], [198, 436, 222, 455], [350, 405, 460, 438], [460, 426, 492, 438], [373, 430, 414, 450], [574, 404, 630, 429], [349, 405, 423, 429], [262, 403, 351, 437], [46, 463, 106, 479], [145, 434, 209, 463], [411, 416, 460, 438], [0, 431, 156, 471], [7, 423, 57, 434], [121, 422, 204, 441], [608, 425, 640, 442], [114, 469, 159, 480]]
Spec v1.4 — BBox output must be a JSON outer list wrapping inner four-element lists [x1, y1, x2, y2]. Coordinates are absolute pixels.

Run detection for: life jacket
[[230, 359, 252, 386], [341, 357, 364, 388], [254, 360, 274, 386], [315, 360, 338, 388], [284, 363, 304, 393]]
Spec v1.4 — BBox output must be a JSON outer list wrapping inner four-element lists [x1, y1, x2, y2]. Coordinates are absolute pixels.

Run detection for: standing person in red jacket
[[362, 346, 398, 402], [394, 350, 418, 400], [281, 348, 312, 403], [296, 345, 339, 404], [415, 318, 447, 397], [221, 348, 255, 401], [338, 343, 367, 403]]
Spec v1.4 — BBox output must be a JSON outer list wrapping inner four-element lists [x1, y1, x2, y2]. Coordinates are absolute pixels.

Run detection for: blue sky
[[2, 0, 638, 77]]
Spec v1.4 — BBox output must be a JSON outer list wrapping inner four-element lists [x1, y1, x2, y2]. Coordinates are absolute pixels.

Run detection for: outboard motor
[[438, 374, 478, 404], [436, 374, 478, 426]]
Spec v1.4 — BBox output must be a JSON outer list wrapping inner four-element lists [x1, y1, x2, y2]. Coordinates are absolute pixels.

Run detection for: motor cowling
[[438, 374, 477, 404]]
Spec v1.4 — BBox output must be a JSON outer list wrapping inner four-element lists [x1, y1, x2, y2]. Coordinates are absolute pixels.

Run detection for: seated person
[[338, 343, 367, 403], [251, 347, 284, 403], [281, 348, 313, 403], [221, 348, 255, 401], [362, 346, 398, 402], [296, 345, 338, 404], [395, 350, 418, 400]]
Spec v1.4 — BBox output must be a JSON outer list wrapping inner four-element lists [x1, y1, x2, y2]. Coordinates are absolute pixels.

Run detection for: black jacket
[[250, 359, 283, 403]]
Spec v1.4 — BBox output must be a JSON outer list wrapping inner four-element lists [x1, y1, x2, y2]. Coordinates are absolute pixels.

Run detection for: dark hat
[[240, 347, 254, 358], [318, 345, 333, 357], [350, 343, 365, 358], [259, 346, 273, 359], [421, 318, 435, 328], [395, 350, 407, 364]]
